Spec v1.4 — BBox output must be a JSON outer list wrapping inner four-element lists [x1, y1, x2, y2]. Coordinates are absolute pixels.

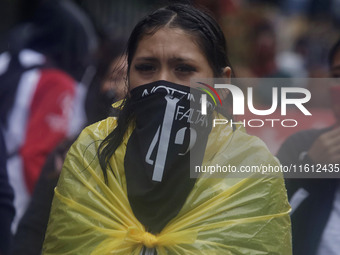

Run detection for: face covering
[[124, 80, 214, 233]]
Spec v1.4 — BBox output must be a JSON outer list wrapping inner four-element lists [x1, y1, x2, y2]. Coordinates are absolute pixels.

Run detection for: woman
[[43, 4, 291, 255]]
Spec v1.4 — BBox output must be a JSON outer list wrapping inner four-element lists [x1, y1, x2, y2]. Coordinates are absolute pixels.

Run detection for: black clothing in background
[[10, 139, 74, 255], [0, 129, 15, 255], [277, 127, 338, 255]]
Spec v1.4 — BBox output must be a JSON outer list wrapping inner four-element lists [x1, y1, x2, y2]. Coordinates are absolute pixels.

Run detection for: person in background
[[10, 34, 127, 255], [0, 0, 97, 232], [248, 19, 293, 105], [0, 129, 15, 255], [9, 138, 73, 255], [250, 20, 290, 79], [277, 38, 340, 255], [85, 35, 127, 123]]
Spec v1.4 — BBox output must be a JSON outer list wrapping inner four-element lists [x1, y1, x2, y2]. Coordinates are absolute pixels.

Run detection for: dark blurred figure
[[23, 0, 97, 82], [250, 20, 289, 78], [0, 0, 97, 235], [249, 20, 292, 105], [10, 138, 74, 255], [0, 129, 15, 255], [85, 34, 127, 123], [9, 27, 127, 255], [277, 38, 340, 255]]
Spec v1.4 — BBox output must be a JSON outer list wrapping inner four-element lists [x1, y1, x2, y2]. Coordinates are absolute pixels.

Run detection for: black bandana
[[124, 80, 213, 233]]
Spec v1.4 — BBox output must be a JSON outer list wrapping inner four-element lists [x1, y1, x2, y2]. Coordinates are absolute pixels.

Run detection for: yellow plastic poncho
[[43, 114, 291, 255]]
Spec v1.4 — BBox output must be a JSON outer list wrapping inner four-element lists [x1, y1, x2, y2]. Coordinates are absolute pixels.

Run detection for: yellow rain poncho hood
[[43, 114, 291, 254]]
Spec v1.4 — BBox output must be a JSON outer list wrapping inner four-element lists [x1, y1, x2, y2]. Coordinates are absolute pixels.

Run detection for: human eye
[[134, 63, 156, 73], [175, 64, 196, 73]]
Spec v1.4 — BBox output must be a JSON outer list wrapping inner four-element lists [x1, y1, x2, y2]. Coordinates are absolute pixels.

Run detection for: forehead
[[134, 27, 206, 59]]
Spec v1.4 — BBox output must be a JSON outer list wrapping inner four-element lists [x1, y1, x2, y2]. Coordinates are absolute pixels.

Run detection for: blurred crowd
[[0, 0, 339, 254]]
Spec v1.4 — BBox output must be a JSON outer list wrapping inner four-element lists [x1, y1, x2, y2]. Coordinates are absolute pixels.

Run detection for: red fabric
[[20, 69, 76, 193]]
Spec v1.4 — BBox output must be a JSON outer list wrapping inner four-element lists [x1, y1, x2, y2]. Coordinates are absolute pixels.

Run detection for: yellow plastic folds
[[43, 114, 291, 255]]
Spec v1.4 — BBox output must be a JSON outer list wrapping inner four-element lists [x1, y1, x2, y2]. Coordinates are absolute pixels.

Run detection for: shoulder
[[58, 117, 118, 181], [74, 117, 118, 149], [236, 128, 279, 164], [233, 127, 274, 154], [210, 125, 279, 167]]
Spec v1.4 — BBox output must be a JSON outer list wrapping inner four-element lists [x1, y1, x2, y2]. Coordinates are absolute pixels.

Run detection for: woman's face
[[129, 27, 214, 90]]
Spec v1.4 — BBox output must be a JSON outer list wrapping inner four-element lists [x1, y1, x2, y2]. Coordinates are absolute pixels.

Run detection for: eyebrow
[[134, 56, 196, 63], [169, 57, 194, 63], [134, 57, 158, 62]]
